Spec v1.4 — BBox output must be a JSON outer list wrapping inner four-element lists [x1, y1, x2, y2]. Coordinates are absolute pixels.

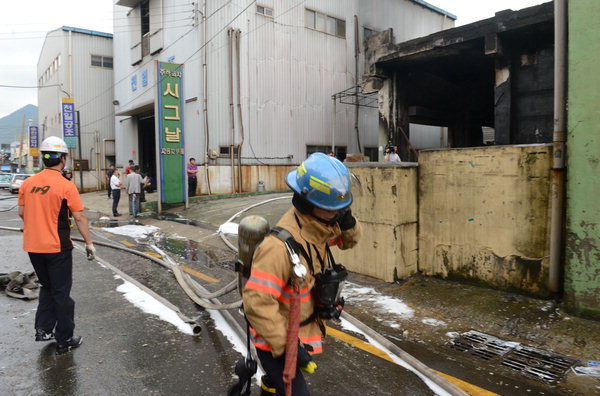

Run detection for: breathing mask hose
[[283, 278, 301, 396]]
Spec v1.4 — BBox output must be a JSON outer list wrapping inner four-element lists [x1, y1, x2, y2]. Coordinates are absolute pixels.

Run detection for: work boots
[[56, 336, 83, 355], [35, 329, 54, 342]]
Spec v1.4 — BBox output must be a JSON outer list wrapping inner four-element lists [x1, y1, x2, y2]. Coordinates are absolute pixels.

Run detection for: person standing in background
[[187, 158, 198, 197], [126, 166, 143, 216], [110, 169, 123, 217], [125, 160, 134, 175]]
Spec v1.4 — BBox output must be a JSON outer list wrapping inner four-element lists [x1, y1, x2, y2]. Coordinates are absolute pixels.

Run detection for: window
[[219, 146, 239, 156], [91, 55, 102, 67], [305, 8, 345, 38], [257, 5, 273, 17], [91, 55, 113, 69], [141, 0, 150, 36], [102, 56, 113, 69], [306, 145, 347, 161], [363, 147, 378, 162]]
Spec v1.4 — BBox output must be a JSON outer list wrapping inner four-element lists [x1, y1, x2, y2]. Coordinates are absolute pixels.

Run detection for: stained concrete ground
[[2, 189, 599, 395]]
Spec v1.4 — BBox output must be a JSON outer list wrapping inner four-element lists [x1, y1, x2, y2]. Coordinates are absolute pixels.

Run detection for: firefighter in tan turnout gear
[[243, 152, 362, 395]]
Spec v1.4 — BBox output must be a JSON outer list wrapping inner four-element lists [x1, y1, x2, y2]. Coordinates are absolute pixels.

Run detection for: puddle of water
[[152, 234, 209, 265]]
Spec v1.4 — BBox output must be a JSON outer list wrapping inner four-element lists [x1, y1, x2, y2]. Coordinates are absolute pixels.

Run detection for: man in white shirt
[[110, 169, 123, 217]]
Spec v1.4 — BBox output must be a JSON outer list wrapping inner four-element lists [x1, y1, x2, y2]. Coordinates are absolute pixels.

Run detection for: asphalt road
[[0, 189, 433, 395]]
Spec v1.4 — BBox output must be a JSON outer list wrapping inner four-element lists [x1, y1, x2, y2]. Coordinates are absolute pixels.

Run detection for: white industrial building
[[37, 26, 115, 190], [113, 0, 454, 194]]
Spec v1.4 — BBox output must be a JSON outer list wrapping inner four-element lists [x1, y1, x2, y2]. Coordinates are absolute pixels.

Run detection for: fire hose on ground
[[0, 197, 467, 395]]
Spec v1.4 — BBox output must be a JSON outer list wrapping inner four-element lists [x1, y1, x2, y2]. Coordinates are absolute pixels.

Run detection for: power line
[[0, 84, 62, 89]]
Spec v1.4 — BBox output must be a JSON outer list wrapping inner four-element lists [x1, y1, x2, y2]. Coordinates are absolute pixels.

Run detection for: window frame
[[256, 5, 274, 18], [91, 55, 113, 69], [304, 8, 345, 38]]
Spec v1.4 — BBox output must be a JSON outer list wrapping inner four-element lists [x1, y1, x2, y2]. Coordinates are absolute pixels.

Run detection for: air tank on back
[[236, 215, 270, 293]]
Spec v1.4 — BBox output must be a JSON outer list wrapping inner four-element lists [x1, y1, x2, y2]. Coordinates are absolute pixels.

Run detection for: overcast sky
[[0, 0, 547, 119]]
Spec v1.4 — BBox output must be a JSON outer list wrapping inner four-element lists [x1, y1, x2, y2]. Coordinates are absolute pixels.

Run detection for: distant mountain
[[0, 104, 38, 145]]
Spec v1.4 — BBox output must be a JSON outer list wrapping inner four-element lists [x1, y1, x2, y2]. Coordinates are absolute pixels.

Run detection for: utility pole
[[19, 114, 25, 172]]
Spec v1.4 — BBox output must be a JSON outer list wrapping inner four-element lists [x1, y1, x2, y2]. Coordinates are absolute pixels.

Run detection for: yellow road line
[[180, 265, 220, 283], [143, 251, 162, 258], [120, 240, 135, 247], [435, 371, 499, 396], [326, 326, 498, 396], [103, 232, 114, 237], [326, 327, 394, 363]]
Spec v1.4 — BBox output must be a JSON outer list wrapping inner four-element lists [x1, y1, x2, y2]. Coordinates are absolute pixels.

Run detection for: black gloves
[[297, 343, 317, 374], [337, 208, 356, 231]]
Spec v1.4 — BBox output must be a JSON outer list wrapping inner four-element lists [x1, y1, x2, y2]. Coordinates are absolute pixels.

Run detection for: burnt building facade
[[364, 2, 554, 161]]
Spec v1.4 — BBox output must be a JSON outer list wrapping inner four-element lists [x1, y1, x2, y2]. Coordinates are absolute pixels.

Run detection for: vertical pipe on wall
[[354, 15, 362, 153], [235, 29, 244, 193], [331, 95, 336, 153], [202, 0, 211, 194], [227, 28, 235, 194], [549, 0, 567, 294]]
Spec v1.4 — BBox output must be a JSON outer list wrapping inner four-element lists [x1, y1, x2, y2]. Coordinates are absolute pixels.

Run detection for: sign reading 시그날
[[155, 61, 185, 204]]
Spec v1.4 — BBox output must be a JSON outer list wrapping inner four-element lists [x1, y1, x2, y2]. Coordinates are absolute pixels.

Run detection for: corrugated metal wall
[[37, 29, 115, 172], [113, 0, 452, 169]]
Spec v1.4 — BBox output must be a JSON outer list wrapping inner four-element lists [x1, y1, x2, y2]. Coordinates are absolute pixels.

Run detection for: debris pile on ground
[[0, 271, 39, 299]]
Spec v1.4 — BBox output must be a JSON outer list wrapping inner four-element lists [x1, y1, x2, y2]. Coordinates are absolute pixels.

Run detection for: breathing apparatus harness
[[230, 213, 348, 396]]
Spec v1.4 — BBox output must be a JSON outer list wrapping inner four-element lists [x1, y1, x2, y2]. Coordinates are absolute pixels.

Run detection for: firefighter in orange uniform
[[243, 153, 361, 395]]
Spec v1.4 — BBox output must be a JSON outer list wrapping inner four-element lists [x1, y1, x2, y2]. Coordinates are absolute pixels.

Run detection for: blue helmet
[[286, 152, 352, 211]]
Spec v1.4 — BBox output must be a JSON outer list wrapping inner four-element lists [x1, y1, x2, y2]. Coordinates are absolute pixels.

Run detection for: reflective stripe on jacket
[[243, 207, 361, 357]]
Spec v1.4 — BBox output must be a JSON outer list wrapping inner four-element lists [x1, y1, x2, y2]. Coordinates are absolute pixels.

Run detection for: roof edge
[[61, 26, 113, 39], [410, 0, 457, 20]]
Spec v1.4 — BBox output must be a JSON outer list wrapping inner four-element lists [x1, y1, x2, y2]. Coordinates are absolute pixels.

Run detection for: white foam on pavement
[[114, 276, 193, 335], [343, 282, 414, 319], [218, 222, 239, 235], [421, 318, 447, 327], [101, 224, 160, 238], [208, 310, 265, 378]]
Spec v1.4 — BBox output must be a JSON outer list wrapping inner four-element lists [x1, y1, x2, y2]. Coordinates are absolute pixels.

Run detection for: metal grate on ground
[[449, 330, 516, 360], [448, 330, 577, 383], [501, 345, 578, 383]]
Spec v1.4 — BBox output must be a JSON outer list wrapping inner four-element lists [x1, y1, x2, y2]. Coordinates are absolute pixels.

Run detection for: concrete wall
[[335, 145, 553, 295], [338, 163, 418, 282], [564, 0, 600, 318], [418, 145, 552, 296]]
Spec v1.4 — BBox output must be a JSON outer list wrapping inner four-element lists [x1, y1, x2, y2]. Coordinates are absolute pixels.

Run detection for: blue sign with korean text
[[29, 126, 38, 148], [131, 74, 138, 91], [29, 126, 39, 156], [61, 98, 77, 148], [142, 69, 148, 87]]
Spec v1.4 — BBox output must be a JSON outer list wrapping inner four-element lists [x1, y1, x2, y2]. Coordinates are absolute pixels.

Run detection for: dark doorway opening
[[138, 112, 156, 181]]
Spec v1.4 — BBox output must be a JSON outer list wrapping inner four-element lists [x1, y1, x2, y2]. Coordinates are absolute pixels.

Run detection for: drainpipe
[[235, 29, 244, 193], [331, 94, 336, 153], [202, 0, 211, 194], [549, 0, 567, 294], [354, 15, 362, 153], [228, 28, 235, 194]]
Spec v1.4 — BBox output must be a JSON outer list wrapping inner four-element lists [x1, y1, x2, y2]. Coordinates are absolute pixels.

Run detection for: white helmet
[[40, 136, 69, 154]]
